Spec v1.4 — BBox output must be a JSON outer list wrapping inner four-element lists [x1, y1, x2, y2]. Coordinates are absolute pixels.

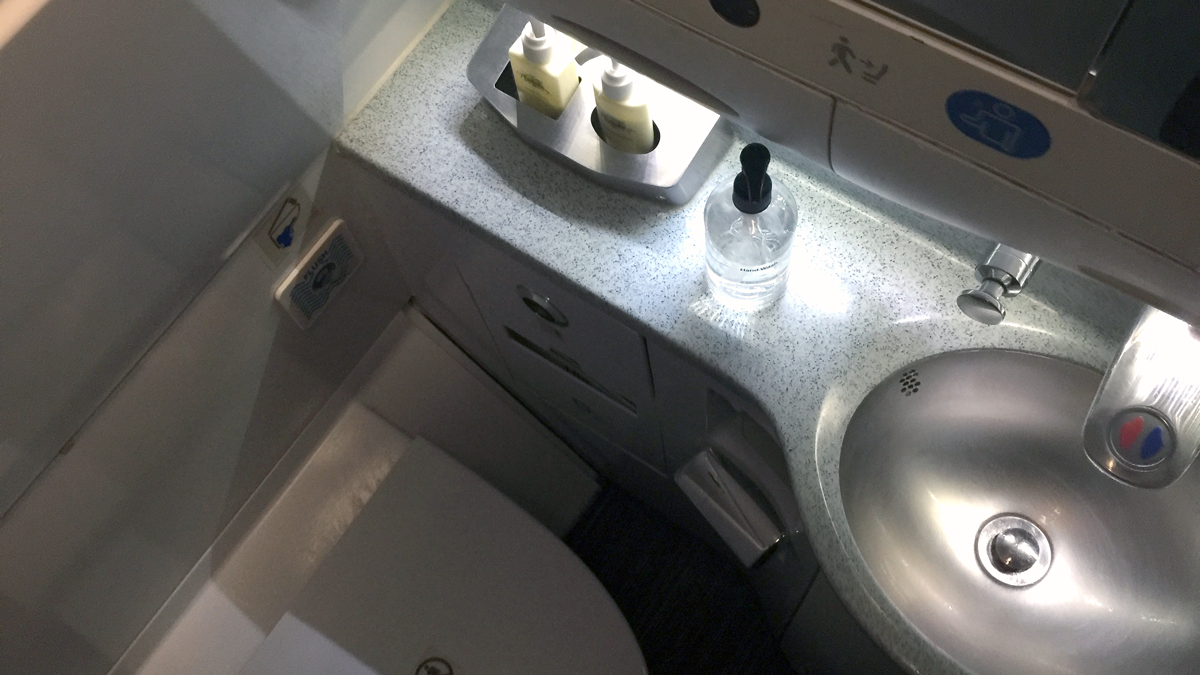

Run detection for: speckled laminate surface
[[335, 1, 1142, 673]]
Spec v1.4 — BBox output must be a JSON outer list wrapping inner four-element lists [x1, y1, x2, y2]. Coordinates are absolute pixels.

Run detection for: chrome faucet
[[1084, 307, 1200, 488], [957, 244, 1040, 325]]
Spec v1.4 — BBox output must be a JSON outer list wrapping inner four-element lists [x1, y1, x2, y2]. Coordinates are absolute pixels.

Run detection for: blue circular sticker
[[945, 90, 1051, 159]]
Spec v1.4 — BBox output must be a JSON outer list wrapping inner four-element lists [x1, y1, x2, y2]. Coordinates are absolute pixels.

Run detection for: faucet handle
[[958, 279, 1007, 325], [958, 244, 1039, 325], [1084, 307, 1200, 488]]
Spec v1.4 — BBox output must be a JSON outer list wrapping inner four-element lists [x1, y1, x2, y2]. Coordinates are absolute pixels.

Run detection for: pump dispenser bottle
[[704, 143, 798, 310], [508, 19, 579, 119], [593, 59, 656, 154]]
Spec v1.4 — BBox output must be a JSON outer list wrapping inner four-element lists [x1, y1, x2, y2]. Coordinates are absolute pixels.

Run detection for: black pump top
[[732, 143, 772, 214]]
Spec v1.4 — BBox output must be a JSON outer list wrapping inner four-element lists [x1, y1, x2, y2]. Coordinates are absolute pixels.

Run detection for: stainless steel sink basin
[[840, 349, 1200, 675]]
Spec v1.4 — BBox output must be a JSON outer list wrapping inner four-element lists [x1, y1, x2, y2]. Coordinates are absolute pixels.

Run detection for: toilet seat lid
[[241, 427, 646, 675]]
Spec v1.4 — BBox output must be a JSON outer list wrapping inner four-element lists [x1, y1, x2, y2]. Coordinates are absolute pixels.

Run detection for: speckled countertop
[[336, 1, 1141, 672]]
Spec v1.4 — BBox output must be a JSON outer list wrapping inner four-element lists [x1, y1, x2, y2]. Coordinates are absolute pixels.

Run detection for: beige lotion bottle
[[593, 59, 655, 154], [508, 19, 579, 119]]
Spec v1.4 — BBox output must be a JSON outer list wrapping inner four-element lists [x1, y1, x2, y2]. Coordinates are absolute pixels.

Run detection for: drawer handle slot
[[517, 284, 569, 327]]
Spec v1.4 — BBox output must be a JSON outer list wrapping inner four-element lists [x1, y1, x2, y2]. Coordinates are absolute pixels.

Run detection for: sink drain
[[976, 515, 1051, 587]]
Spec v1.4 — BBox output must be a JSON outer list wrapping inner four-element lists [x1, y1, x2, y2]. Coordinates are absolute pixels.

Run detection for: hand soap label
[[519, 72, 549, 94], [737, 261, 779, 274]]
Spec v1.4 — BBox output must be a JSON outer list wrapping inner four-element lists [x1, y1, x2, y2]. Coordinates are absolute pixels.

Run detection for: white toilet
[[238, 407, 647, 675]]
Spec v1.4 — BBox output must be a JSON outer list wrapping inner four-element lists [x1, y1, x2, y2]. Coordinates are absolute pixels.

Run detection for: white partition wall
[[0, 0, 447, 672]]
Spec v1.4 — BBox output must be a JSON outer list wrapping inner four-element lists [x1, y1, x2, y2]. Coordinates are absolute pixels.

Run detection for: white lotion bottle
[[508, 19, 579, 119], [593, 59, 656, 154]]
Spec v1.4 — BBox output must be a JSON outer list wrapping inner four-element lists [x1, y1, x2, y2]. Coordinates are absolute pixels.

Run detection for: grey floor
[[567, 485, 799, 675]]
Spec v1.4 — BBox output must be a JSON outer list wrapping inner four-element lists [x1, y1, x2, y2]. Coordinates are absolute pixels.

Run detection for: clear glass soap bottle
[[704, 143, 798, 311]]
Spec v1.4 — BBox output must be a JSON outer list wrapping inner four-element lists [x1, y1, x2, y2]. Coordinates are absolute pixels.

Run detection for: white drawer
[[458, 242, 655, 406], [499, 325, 662, 465]]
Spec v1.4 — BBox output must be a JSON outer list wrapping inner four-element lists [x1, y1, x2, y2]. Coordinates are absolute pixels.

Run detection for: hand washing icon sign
[[957, 101, 1022, 154], [945, 90, 1052, 159]]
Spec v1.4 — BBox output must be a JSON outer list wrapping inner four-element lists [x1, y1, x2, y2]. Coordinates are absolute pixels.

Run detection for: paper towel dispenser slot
[[676, 448, 782, 567]]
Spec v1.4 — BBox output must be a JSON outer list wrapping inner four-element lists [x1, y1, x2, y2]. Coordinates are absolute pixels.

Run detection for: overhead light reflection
[[926, 489, 993, 571], [1002, 322, 1056, 337], [787, 265, 852, 315]]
